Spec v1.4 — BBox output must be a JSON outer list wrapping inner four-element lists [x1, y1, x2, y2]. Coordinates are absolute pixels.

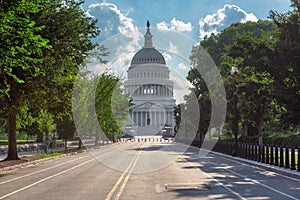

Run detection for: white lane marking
[[183, 158, 247, 200], [0, 155, 89, 185], [0, 143, 122, 185], [0, 144, 125, 199], [0, 144, 119, 185], [0, 158, 96, 199], [208, 161, 300, 200]]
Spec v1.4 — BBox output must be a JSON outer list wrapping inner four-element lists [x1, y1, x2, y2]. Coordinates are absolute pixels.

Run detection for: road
[[0, 142, 299, 200]]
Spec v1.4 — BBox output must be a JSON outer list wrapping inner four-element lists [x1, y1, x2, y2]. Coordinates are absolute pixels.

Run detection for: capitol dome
[[131, 48, 166, 65]]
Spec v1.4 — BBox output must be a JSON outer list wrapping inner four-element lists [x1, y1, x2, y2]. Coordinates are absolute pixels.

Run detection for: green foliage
[[95, 74, 129, 141], [0, 0, 51, 96], [36, 109, 56, 136], [34, 152, 63, 158], [189, 20, 278, 140], [269, 0, 300, 126], [0, 0, 105, 159]]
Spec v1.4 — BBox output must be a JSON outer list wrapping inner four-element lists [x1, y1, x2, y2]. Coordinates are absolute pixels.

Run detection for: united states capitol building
[[124, 21, 175, 136]]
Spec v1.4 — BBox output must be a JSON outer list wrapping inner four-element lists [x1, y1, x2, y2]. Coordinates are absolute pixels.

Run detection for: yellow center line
[[105, 143, 144, 200], [115, 144, 144, 200]]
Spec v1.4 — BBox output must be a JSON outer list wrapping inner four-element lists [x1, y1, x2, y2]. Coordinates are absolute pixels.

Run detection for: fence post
[[251, 144, 255, 160], [297, 147, 300, 172], [275, 146, 279, 166], [265, 145, 269, 164], [279, 146, 284, 167], [248, 143, 251, 160], [254, 144, 258, 161], [261, 145, 265, 163], [285, 146, 290, 169], [270, 146, 274, 165], [257, 145, 261, 162], [290, 147, 296, 170]]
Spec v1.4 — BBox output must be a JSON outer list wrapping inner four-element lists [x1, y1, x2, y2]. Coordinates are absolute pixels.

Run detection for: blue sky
[[82, 0, 292, 42], [81, 0, 292, 102]]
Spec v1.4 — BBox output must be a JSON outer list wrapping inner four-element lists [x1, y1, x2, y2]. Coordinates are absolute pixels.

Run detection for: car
[[118, 133, 135, 140], [162, 134, 175, 140]]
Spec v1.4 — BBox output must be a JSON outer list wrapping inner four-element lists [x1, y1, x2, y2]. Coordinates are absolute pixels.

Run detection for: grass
[[0, 140, 36, 145], [0, 139, 63, 145], [33, 152, 64, 158]]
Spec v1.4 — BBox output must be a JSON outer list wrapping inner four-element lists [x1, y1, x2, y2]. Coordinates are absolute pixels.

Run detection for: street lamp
[[231, 67, 239, 157]]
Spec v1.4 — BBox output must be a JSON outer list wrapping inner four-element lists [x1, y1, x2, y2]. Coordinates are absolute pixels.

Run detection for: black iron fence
[[212, 141, 300, 172]]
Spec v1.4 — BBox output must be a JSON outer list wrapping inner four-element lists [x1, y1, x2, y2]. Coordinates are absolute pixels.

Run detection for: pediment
[[131, 102, 165, 110]]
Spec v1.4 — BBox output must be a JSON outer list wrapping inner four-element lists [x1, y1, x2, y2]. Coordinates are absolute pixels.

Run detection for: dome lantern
[[144, 20, 153, 48], [130, 21, 165, 66]]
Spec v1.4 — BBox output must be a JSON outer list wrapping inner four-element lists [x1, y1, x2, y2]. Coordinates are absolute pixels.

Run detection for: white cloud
[[157, 18, 193, 32], [162, 52, 172, 62], [87, 3, 138, 39], [178, 63, 188, 70], [168, 42, 178, 54], [157, 21, 169, 31], [170, 74, 192, 103], [170, 18, 193, 32], [199, 4, 258, 40], [86, 3, 143, 77]]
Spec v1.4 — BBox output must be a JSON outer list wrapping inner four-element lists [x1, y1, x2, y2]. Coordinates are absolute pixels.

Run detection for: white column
[[134, 112, 137, 124], [138, 112, 141, 126]]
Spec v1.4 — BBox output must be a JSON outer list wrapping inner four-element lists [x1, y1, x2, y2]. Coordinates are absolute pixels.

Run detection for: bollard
[[270, 146, 274, 165], [265, 145, 269, 164], [285, 146, 290, 169], [290, 147, 296, 170], [275, 146, 279, 166], [279, 146, 284, 167]]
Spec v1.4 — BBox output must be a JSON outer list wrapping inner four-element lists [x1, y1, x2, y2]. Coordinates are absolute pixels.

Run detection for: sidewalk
[[202, 148, 300, 179]]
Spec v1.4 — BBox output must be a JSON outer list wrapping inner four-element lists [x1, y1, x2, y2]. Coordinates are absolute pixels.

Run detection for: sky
[[81, 0, 292, 102]]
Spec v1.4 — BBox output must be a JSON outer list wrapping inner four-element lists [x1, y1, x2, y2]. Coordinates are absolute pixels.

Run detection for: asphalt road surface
[[0, 142, 299, 200]]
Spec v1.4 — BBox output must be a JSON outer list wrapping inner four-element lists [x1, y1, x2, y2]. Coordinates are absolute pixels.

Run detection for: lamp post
[[231, 67, 239, 157]]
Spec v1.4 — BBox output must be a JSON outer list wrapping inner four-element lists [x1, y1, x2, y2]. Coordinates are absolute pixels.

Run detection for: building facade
[[124, 21, 175, 136]]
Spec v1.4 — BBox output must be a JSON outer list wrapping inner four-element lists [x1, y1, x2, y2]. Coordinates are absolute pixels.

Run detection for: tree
[[0, 0, 50, 160], [222, 31, 276, 144], [269, 0, 300, 127], [0, 0, 105, 160], [36, 109, 56, 153], [188, 21, 278, 144], [95, 74, 129, 141], [29, 0, 103, 143]]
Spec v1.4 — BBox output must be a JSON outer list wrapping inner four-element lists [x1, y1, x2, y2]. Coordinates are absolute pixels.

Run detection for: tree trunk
[[258, 120, 263, 146], [242, 123, 248, 137], [36, 131, 43, 143], [64, 138, 68, 152], [5, 106, 19, 160], [95, 129, 99, 145]]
